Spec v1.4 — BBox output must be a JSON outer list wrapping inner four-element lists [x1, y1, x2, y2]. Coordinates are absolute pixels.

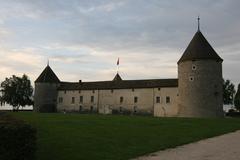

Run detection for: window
[[64, 90, 66, 94], [156, 96, 160, 103], [111, 89, 114, 93], [189, 76, 194, 82], [134, 96, 138, 103], [192, 64, 197, 70], [133, 106, 137, 113], [90, 106, 93, 111], [58, 97, 63, 103], [92, 90, 95, 93], [120, 97, 124, 103], [158, 88, 161, 91], [166, 96, 170, 103], [79, 105, 82, 112], [91, 96, 94, 103], [79, 96, 83, 103], [79, 90, 81, 93], [71, 97, 75, 104], [132, 88, 135, 92]]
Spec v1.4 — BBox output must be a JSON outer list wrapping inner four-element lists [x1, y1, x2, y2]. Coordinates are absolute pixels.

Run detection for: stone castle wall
[[34, 83, 59, 112], [57, 87, 178, 116], [178, 60, 223, 117]]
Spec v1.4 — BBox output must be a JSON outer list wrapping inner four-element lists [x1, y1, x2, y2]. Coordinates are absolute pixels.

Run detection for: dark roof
[[178, 31, 223, 64], [58, 79, 178, 90], [113, 73, 122, 81], [35, 65, 60, 83]]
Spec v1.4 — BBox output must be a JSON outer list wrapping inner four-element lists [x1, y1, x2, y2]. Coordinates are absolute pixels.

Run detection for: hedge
[[0, 112, 37, 160]]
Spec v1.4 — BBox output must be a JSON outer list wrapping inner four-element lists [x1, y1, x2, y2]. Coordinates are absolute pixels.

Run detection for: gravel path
[[134, 130, 240, 160]]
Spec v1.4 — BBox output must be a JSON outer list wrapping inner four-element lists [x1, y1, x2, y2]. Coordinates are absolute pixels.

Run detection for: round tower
[[34, 64, 60, 112], [178, 21, 223, 117]]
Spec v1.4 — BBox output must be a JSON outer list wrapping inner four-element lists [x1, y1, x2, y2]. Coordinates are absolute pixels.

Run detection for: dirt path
[[134, 130, 240, 160]]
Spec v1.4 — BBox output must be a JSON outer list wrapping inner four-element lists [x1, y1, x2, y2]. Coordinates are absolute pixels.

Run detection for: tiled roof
[[35, 65, 60, 83], [178, 31, 223, 64], [58, 78, 178, 90]]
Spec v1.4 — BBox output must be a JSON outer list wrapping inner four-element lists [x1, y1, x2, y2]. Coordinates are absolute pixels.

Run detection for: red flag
[[117, 58, 119, 65]]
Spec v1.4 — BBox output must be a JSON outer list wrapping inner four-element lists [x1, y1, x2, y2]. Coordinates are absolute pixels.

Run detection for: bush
[[226, 110, 240, 117], [0, 112, 37, 160], [39, 104, 57, 112]]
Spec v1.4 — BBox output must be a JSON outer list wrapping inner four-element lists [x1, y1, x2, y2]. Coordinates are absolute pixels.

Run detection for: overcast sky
[[0, 0, 239, 86]]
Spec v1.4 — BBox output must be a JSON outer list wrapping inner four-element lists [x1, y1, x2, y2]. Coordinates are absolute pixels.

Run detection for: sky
[[0, 0, 239, 86]]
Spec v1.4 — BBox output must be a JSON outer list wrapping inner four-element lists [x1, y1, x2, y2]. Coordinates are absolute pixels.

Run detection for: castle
[[34, 23, 223, 117]]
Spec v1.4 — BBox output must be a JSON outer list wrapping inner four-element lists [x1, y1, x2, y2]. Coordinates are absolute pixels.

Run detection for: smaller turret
[[113, 73, 122, 81], [34, 64, 60, 112]]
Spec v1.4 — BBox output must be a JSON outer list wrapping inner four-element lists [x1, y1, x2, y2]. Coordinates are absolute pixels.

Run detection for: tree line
[[223, 79, 240, 111], [0, 74, 240, 111]]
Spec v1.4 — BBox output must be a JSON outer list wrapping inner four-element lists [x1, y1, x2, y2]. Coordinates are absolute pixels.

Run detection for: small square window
[[58, 97, 63, 103], [120, 97, 124, 103], [166, 96, 170, 103], [158, 88, 161, 91], [79, 90, 81, 93], [79, 105, 82, 112], [71, 97, 75, 104], [156, 96, 160, 103], [79, 96, 83, 103], [132, 88, 135, 92], [64, 90, 66, 94], [189, 76, 194, 81], [91, 96, 94, 103], [192, 64, 197, 70], [111, 89, 114, 93], [134, 97, 138, 103]]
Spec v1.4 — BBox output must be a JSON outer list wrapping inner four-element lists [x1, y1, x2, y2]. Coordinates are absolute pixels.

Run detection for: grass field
[[11, 112, 240, 160]]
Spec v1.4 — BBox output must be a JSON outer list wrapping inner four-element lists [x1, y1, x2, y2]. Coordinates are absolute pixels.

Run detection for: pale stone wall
[[57, 90, 98, 112], [56, 87, 179, 117], [178, 60, 223, 117], [98, 88, 154, 114], [153, 87, 179, 117]]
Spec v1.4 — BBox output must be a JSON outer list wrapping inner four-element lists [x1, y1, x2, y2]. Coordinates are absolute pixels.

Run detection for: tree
[[234, 84, 240, 111], [0, 74, 33, 111], [223, 79, 235, 104]]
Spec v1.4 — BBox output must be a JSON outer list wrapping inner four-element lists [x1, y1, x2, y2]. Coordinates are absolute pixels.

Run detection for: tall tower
[[178, 18, 223, 117], [34, 64, 60, 112]]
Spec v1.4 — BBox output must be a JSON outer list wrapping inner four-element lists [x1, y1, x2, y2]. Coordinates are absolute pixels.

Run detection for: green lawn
[[11, 112, 240, 160]]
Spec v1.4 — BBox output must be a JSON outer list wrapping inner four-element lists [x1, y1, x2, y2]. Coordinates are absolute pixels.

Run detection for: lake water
[[0, 103, 33, 110]]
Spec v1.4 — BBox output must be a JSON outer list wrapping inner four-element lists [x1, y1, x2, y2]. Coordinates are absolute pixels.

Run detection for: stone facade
[[57, 87, 178, 116], [34, 83, 59, 112], [178, 60, 223, 117], [34, 29, 224, 117]]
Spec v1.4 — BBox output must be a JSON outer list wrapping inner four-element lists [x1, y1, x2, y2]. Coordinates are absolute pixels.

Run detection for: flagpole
[[117, 63, 119, 74]]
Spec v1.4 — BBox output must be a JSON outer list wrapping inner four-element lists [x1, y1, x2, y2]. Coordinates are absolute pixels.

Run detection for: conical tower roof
[[113, 73, 122, 81], [35, 65, 60, 83], [178, 31, 223, 64]]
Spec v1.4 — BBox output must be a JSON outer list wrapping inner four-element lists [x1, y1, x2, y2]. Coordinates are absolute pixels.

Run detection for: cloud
[[0, 47, 45, 82], [0, 0, 239, 86]]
